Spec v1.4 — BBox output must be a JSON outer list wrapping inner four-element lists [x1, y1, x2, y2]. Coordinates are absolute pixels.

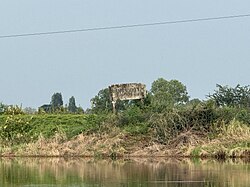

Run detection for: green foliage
[[150, 78, 189, 111], [76, 106, 84, 114], [215, 107, 250, 125], [90, 88, 128, 114], [191, 147, 202, 157], [186, 98, 202, 108], [149, 102, 218, 143], [123, 123, 149, 135], [51, 92, 63, 110], [0, 114, 108, 145], [208, 84, 250, 108], [0, 115, 32, 145], [149, 108, 185, 143], [68, 96, 77, 113], [91, 88, 113, 113], [1, 79, 250, 149], [38, 104, 52, 113], [4, 105, 24, 115], [180, 101, 217, 131], [235, 109, 250, 125], [118, 106, 146, 126]]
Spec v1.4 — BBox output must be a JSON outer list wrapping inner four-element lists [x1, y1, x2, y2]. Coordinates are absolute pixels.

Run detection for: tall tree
[[68, 96, 77, 113], [51, 93, 63, 110], [91, 88, 130, 113], [208, 84, 250, 108], [150, 78, 189, 110], [91, 88, 112, 113]]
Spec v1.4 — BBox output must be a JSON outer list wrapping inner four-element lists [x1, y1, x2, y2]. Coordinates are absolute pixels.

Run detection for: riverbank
[[0, 118, 249, 158], [1, 102, 250, 159]]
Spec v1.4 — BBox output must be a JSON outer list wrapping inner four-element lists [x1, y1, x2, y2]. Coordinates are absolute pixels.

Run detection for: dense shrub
[[149, 108, 186, 143], [123, 123, 149, 135], [236, 109, 250, 125], [3, 105, 24, 115], [118, 106, 147, 126], [149, 102, 218, 143], [0, 115, 32, 145], [0, 114, 109, 145]]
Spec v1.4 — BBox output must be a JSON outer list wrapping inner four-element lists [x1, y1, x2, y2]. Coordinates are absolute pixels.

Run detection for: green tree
[[91, 88, 113, 113], [51, 92, 63, 110], [68, 96, 77, 113], [208, 84, 250, 108], [91, 88, 129, 113], [150, 78, 189, 110]]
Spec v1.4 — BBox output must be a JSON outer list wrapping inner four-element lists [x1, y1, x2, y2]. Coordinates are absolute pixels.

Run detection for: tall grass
[[0, 114, 106, 145]]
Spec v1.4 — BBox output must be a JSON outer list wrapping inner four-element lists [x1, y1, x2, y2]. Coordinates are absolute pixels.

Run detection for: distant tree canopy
[[39, 104, 52, 113], [51, 93, 63, 110], [208, 84, 250, 108], [68, 96, 77, 113], [90, 79, 190, 114], [150, 78, 189, 110], [39, 92, 63, 113], [91, 88, 113, 113], [38, 93, 84, 114], [90, 88, 130, 113]]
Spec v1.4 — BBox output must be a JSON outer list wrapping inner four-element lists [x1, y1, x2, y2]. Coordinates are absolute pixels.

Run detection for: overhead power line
[[0, 13, 250, 39]]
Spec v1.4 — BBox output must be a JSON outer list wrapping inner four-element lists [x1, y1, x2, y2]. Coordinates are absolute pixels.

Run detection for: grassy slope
[[0, 114, 249, 158], [0, 114, 104, 140]]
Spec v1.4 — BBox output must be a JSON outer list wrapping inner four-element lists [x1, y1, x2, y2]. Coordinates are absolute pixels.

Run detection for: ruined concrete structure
[[109, 83, 147, 112]]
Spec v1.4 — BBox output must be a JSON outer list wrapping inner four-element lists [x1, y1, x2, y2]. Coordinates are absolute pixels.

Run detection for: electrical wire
[[0, 13, 250, 39]]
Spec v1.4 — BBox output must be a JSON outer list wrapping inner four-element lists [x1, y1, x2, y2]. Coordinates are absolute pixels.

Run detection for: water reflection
[[0, 157, 249, 187]]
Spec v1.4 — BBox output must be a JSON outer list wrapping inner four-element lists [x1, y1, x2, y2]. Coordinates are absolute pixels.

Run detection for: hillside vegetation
[[0, 78, 249, 158]]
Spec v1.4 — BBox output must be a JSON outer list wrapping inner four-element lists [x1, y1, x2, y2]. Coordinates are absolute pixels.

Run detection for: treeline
[[90, 78, 250, 113], [1, 77, 250, 118], [89, 78, 250, 143], [39, 93, 84, 114], [0, 93, 84, 115]]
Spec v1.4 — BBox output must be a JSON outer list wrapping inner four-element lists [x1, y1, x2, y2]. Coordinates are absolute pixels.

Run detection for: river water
[[0, 157, 249, 187]]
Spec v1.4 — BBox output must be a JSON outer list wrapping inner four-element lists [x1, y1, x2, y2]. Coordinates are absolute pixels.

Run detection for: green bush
[[215, 107, 240, 124], [123, 122, 149, 135], [149, 102, 218, 144], [0, 115, 32, 145], [3, 105, 24, 115], [149, 108, 185, 143], [235, 109, 250, 125], [0, 114, 109, 145], [118, 106, 146, 126], [180, 102, 217, 131]]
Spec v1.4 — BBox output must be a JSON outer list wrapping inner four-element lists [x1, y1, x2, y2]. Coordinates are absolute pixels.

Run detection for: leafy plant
[[208, 84, 250, 108], [118, 106, 146, 126], [68, 96, 77, 113], [0, 115, 32, 145], [150, 78, 189, 111], [4, 105, 24, 115]]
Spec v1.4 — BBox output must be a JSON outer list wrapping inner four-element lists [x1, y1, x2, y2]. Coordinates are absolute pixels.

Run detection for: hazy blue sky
[[1, 1, 250, 109]]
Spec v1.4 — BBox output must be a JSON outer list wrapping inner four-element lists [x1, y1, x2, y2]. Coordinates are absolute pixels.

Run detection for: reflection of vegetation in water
[[0, 158, 249, 187]]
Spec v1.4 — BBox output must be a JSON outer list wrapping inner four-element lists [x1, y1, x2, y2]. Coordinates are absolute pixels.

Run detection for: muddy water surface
[[0, 157, 249, 187]]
